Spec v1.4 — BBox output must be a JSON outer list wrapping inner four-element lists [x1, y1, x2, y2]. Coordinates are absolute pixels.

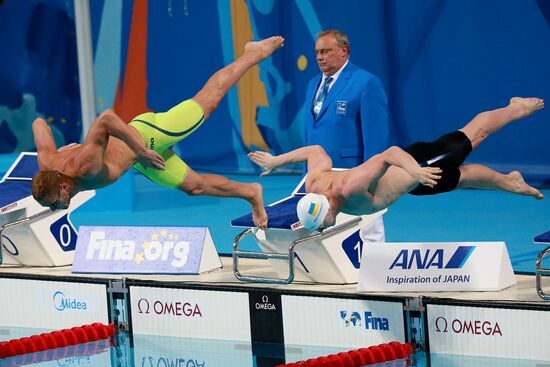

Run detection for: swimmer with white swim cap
[[296, 193, 330, 230], [251, 97, 544, 230]]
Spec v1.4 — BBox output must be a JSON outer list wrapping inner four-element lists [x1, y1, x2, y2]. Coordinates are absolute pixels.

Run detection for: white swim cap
[[296, 193, 330, 231]]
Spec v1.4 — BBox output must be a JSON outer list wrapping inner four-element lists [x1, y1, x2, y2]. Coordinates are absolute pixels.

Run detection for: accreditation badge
[[336, 100, 347, 116]]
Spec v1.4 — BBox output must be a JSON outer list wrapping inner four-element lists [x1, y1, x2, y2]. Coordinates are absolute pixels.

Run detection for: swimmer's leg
[[179, 168, 268, 228], [192, 36, 284, 119], [457, 164, 543, 199], [459, 97, 544, 149]]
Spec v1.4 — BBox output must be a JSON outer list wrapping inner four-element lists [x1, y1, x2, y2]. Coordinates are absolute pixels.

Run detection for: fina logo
[[53, 291, 88, 311], [340, 311, 389, 331], [255, 295, 276, 311], [340, 311, 362, 327], [389, 246, 475, 270]]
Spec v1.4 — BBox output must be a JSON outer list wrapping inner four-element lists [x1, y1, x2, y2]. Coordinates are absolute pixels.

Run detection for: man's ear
[[341, 45, 349, 57]]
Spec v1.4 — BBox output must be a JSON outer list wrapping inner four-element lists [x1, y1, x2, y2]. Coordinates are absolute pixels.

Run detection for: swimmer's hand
[[138, 149, 165, 170], [248, 151, 276, 176], [414, 166, 442, 188]]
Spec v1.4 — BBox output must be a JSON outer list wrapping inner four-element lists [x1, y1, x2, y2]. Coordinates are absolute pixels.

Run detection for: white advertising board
[[130, 286, 251, 341], [0, 278, 108, 330], [282, 295, 405, 348], [428, 304, 550, 361]]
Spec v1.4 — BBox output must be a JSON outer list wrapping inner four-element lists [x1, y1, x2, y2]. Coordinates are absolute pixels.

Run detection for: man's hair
[[317, 29, 350, 54], [31, 170, 60, 202]]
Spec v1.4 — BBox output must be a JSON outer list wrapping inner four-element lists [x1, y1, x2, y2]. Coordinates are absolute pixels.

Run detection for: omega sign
[[137, 298, 202, 317], [435, 317, 502, 336], [255, 295, 276, 311], [140, 356, 205, 367]]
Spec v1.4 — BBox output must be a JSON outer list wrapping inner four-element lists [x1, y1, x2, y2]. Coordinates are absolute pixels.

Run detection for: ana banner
[[358, 242, 516, 292]]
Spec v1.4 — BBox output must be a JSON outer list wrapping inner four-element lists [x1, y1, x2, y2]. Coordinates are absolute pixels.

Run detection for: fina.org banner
[[73, 226, 211, 274], [428, 304, 550, 361], [0, 278, 108, 330], [130, 286, 251, 341], [358, 242, 516, 292], [281, 295, 405, 348]]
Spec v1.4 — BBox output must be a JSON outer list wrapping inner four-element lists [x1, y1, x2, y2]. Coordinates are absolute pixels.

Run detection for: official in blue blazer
[[305, 32, 389, 167], [304, 29, 389, 242]]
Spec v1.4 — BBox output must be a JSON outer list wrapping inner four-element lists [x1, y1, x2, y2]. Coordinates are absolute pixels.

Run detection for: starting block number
[[342, 229, 363, 269], [50, 214, 78, 252]]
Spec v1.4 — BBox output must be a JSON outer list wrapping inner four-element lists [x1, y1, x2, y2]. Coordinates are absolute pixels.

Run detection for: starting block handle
[[536, 245, 550, 300], [232, 217, 362, 284], [0, 208, 53, 265], [233, 228, 294, 284], [290, 217, 363, 249], [233, 249, 290, 261]]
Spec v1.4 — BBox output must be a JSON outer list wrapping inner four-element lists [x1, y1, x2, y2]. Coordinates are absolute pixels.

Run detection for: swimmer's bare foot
[[249, 183, 268, 229], [506, 171, 544, 200], [244, 36, 285, 63], [509, 97, 544, 118]]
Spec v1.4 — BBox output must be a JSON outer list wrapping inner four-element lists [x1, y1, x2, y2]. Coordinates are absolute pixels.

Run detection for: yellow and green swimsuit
[[129, 99, 205, 188]]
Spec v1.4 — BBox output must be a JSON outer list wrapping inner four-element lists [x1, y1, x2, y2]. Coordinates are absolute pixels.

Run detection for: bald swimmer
[[250, 97, 544, 230]]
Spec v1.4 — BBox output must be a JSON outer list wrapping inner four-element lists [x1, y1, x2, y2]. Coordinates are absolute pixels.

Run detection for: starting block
[[0, 153, 94, 266], [535, 230, 550, 300], [231, 174, 386, 284]]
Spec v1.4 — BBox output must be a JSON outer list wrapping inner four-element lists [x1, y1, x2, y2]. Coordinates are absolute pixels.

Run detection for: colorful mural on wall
[[1, 0, 550, 184], [90, 0, 311, 173]]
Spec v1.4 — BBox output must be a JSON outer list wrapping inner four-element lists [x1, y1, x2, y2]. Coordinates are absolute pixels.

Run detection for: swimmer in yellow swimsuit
[[30, 36, 285, 229]]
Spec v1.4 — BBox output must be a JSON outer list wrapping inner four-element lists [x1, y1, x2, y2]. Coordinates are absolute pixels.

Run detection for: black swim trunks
[[405, 130, 473, 195]]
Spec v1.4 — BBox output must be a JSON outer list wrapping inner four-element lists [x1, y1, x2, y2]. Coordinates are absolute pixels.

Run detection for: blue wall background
[[0, 0, 81, 152], [1, 0, 549, 184]]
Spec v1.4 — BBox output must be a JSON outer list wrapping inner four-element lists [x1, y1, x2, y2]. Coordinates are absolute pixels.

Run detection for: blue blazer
[[304, 61, 389, 168]]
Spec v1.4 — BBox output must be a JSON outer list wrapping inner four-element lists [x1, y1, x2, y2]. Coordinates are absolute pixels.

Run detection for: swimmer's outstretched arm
[[85, 109, 165, 170], [33, 117, 58, 169], [248, 145, 332, 176], [375, 146, 442, 188], [33, 117, 57, 153]]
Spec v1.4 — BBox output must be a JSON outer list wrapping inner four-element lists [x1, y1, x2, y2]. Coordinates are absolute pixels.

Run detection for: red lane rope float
[[0, 322, 116, 360], [0, 339, 112, 367], [275, 341, 413, 367]]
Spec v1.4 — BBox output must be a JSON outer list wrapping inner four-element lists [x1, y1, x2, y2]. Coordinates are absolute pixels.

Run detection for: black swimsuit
[[405, 130, 473, 195]]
